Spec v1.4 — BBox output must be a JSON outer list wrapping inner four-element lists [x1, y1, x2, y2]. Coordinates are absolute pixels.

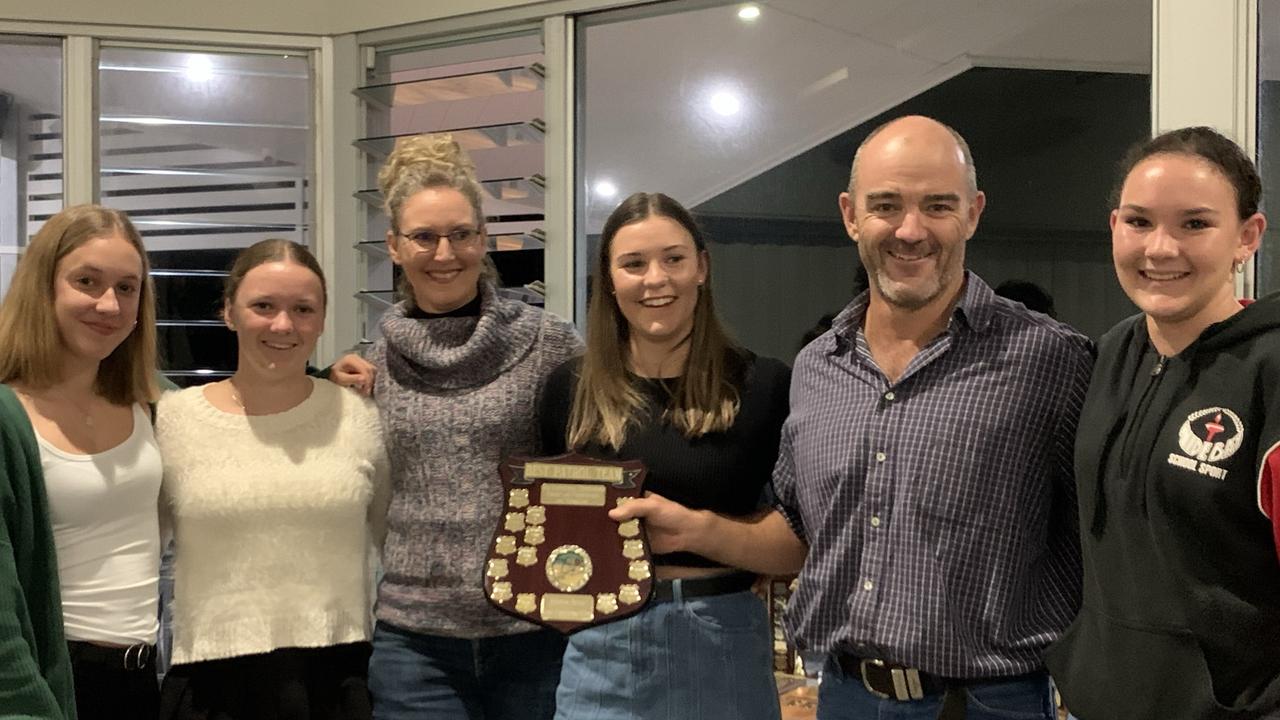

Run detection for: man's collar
[[830, 270, 996, 344], [954, 271, 996, 333]]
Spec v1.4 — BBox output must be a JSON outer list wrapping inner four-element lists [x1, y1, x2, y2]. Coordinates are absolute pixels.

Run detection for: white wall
[[0, 0, 329, 34], [0, 0, 594, 36]]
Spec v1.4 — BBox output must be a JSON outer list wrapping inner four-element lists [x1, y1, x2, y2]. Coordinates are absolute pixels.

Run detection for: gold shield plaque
[[628, 560, 651, 581], [495, 535, 517, 556], [619, 584, 642, 605], [487, 453, 653, 633], [516, 546, 538, 567], [490, 582, 513, 603], [504, 512, 526, 533], [622, 539, 644, 559], [524, 525, 546, 546], [508, 489, 530, 509], [545, 545, 593, 592]]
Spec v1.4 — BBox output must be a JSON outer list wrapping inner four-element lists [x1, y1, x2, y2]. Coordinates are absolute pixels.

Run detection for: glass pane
[[0, 35, 61, 300], [577, 0, 1152, 359], [1258, 0, 1280, 293], [357, 33, 545, 343], [98, 47, 314, 384]]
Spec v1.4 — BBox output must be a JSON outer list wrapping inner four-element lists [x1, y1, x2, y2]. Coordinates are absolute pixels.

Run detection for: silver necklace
[[44, 388, 97, 427]]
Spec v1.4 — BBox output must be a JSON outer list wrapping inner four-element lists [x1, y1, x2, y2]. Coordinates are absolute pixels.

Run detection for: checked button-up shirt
[[773, 272, 1094, 679]]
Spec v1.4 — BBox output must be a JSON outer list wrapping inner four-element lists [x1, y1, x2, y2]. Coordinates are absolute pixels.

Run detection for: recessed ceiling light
[[710, 91, 742, 117], [738, 5, 761, 21], [594, 180, 618, 199]]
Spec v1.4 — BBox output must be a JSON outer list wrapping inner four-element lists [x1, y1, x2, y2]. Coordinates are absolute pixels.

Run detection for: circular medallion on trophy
[[545, 544, 593, 592]]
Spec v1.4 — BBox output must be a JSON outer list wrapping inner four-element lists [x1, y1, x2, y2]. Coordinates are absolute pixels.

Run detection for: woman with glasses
[[341, 134, 582, 720]]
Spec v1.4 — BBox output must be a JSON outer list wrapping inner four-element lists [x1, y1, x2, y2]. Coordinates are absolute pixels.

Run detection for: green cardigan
[[0, 384, 76, 719]]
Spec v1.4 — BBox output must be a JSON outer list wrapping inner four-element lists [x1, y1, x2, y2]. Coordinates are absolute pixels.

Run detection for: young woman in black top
[[1045, 127, 1280, 719], [539, 192, 789, 720]]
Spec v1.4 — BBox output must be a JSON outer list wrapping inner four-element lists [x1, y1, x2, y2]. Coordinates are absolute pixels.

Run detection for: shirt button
[[870, 516, 881, 528], [884, 391, 895, 402], [874, 451, 886, 463], [863, 580, 874, 591]]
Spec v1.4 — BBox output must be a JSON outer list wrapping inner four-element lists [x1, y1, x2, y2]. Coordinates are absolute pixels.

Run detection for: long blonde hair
[[378, 133, 497, 297], [0, 204, 158, 404], [568, 192, 742, 450]]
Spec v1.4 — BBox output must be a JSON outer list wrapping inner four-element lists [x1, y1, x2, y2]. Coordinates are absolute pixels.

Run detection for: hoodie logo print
[[1167, 407, 1244, 480]]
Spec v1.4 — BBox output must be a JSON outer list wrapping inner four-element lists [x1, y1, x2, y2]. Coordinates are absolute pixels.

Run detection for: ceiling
[[8, 0, 1280, 236], [577, 0, 1154, 229]]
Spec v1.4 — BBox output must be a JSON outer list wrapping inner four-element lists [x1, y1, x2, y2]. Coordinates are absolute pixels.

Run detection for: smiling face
[[608, 214, 708, 347], [386, 186, 486, 313], [1112, 151, 1263, 336], [52, 232, 145, 368], [224, 260, 325, 376], [840, 117, 984, 312]]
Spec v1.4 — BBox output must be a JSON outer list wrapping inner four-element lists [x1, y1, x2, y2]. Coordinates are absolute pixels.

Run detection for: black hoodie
[[1046, 295, 1280, 719]]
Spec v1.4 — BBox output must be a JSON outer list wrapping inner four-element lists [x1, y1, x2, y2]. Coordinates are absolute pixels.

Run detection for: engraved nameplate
[[541, 483, 607, 507], [540, 593, 596, 623], [525, 462, 623, 484]]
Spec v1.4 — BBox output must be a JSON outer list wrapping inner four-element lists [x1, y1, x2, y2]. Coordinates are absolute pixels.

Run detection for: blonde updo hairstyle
[[379, 134, 484, 233], [378, 133, 497, 293]]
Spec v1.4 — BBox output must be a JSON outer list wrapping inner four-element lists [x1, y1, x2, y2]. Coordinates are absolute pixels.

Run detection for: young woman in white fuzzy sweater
[[154, 239, 389, 720]]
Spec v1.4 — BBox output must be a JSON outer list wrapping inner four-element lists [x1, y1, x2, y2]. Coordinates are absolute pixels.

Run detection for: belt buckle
[[122, 643, 150, 671], [858, 658, 925, 701]]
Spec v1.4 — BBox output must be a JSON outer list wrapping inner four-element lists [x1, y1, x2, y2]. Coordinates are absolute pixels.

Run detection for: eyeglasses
[[397, 227, 484, 251]]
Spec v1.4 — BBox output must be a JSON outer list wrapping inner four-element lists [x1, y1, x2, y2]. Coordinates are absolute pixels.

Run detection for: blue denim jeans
[[554, 587, 781, 720], [368, 621, 565, 720], [817, 657, 1055, 720]]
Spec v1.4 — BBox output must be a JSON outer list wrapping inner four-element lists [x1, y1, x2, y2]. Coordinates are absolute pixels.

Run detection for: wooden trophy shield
[[484, 452, 653, 633]]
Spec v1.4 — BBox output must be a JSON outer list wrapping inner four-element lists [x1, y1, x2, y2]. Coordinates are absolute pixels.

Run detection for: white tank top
[[39, 403, 162, 644]]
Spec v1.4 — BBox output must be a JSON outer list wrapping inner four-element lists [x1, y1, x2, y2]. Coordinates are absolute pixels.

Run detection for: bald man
[[614, 116, 1094, 719]]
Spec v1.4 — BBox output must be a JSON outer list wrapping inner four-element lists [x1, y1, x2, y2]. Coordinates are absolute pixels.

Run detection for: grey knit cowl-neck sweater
[[369, 282, 582, 637]]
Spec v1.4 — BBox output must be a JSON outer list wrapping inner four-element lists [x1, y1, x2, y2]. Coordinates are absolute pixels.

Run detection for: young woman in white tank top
[[0, 204, 162, 720]]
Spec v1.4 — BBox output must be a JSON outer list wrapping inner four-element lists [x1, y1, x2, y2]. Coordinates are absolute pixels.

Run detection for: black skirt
[[158, 642, 372, 720]]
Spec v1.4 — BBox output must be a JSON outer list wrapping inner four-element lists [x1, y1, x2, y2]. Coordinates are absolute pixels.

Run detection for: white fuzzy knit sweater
[[156, 380, 389, 664]]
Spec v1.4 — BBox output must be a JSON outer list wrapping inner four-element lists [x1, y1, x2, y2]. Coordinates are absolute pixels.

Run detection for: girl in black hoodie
[[1046, 127, 1280, 719]]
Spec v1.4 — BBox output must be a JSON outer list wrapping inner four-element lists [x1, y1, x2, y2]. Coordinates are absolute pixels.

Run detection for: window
[[0, 35, 61, 298], [1258, 0, 1280, 293], [355, 33, 547, 342], [577, 0, 1152, 358], [98, 47, 314, 384]]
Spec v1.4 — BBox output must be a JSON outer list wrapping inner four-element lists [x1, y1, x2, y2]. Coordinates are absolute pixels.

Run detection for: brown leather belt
[[835, 654, 945, 700], [834, 654, 967, 719]]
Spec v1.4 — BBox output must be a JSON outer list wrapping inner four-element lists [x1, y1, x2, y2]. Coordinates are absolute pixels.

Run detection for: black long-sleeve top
[[538, 351, 791, 568]]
